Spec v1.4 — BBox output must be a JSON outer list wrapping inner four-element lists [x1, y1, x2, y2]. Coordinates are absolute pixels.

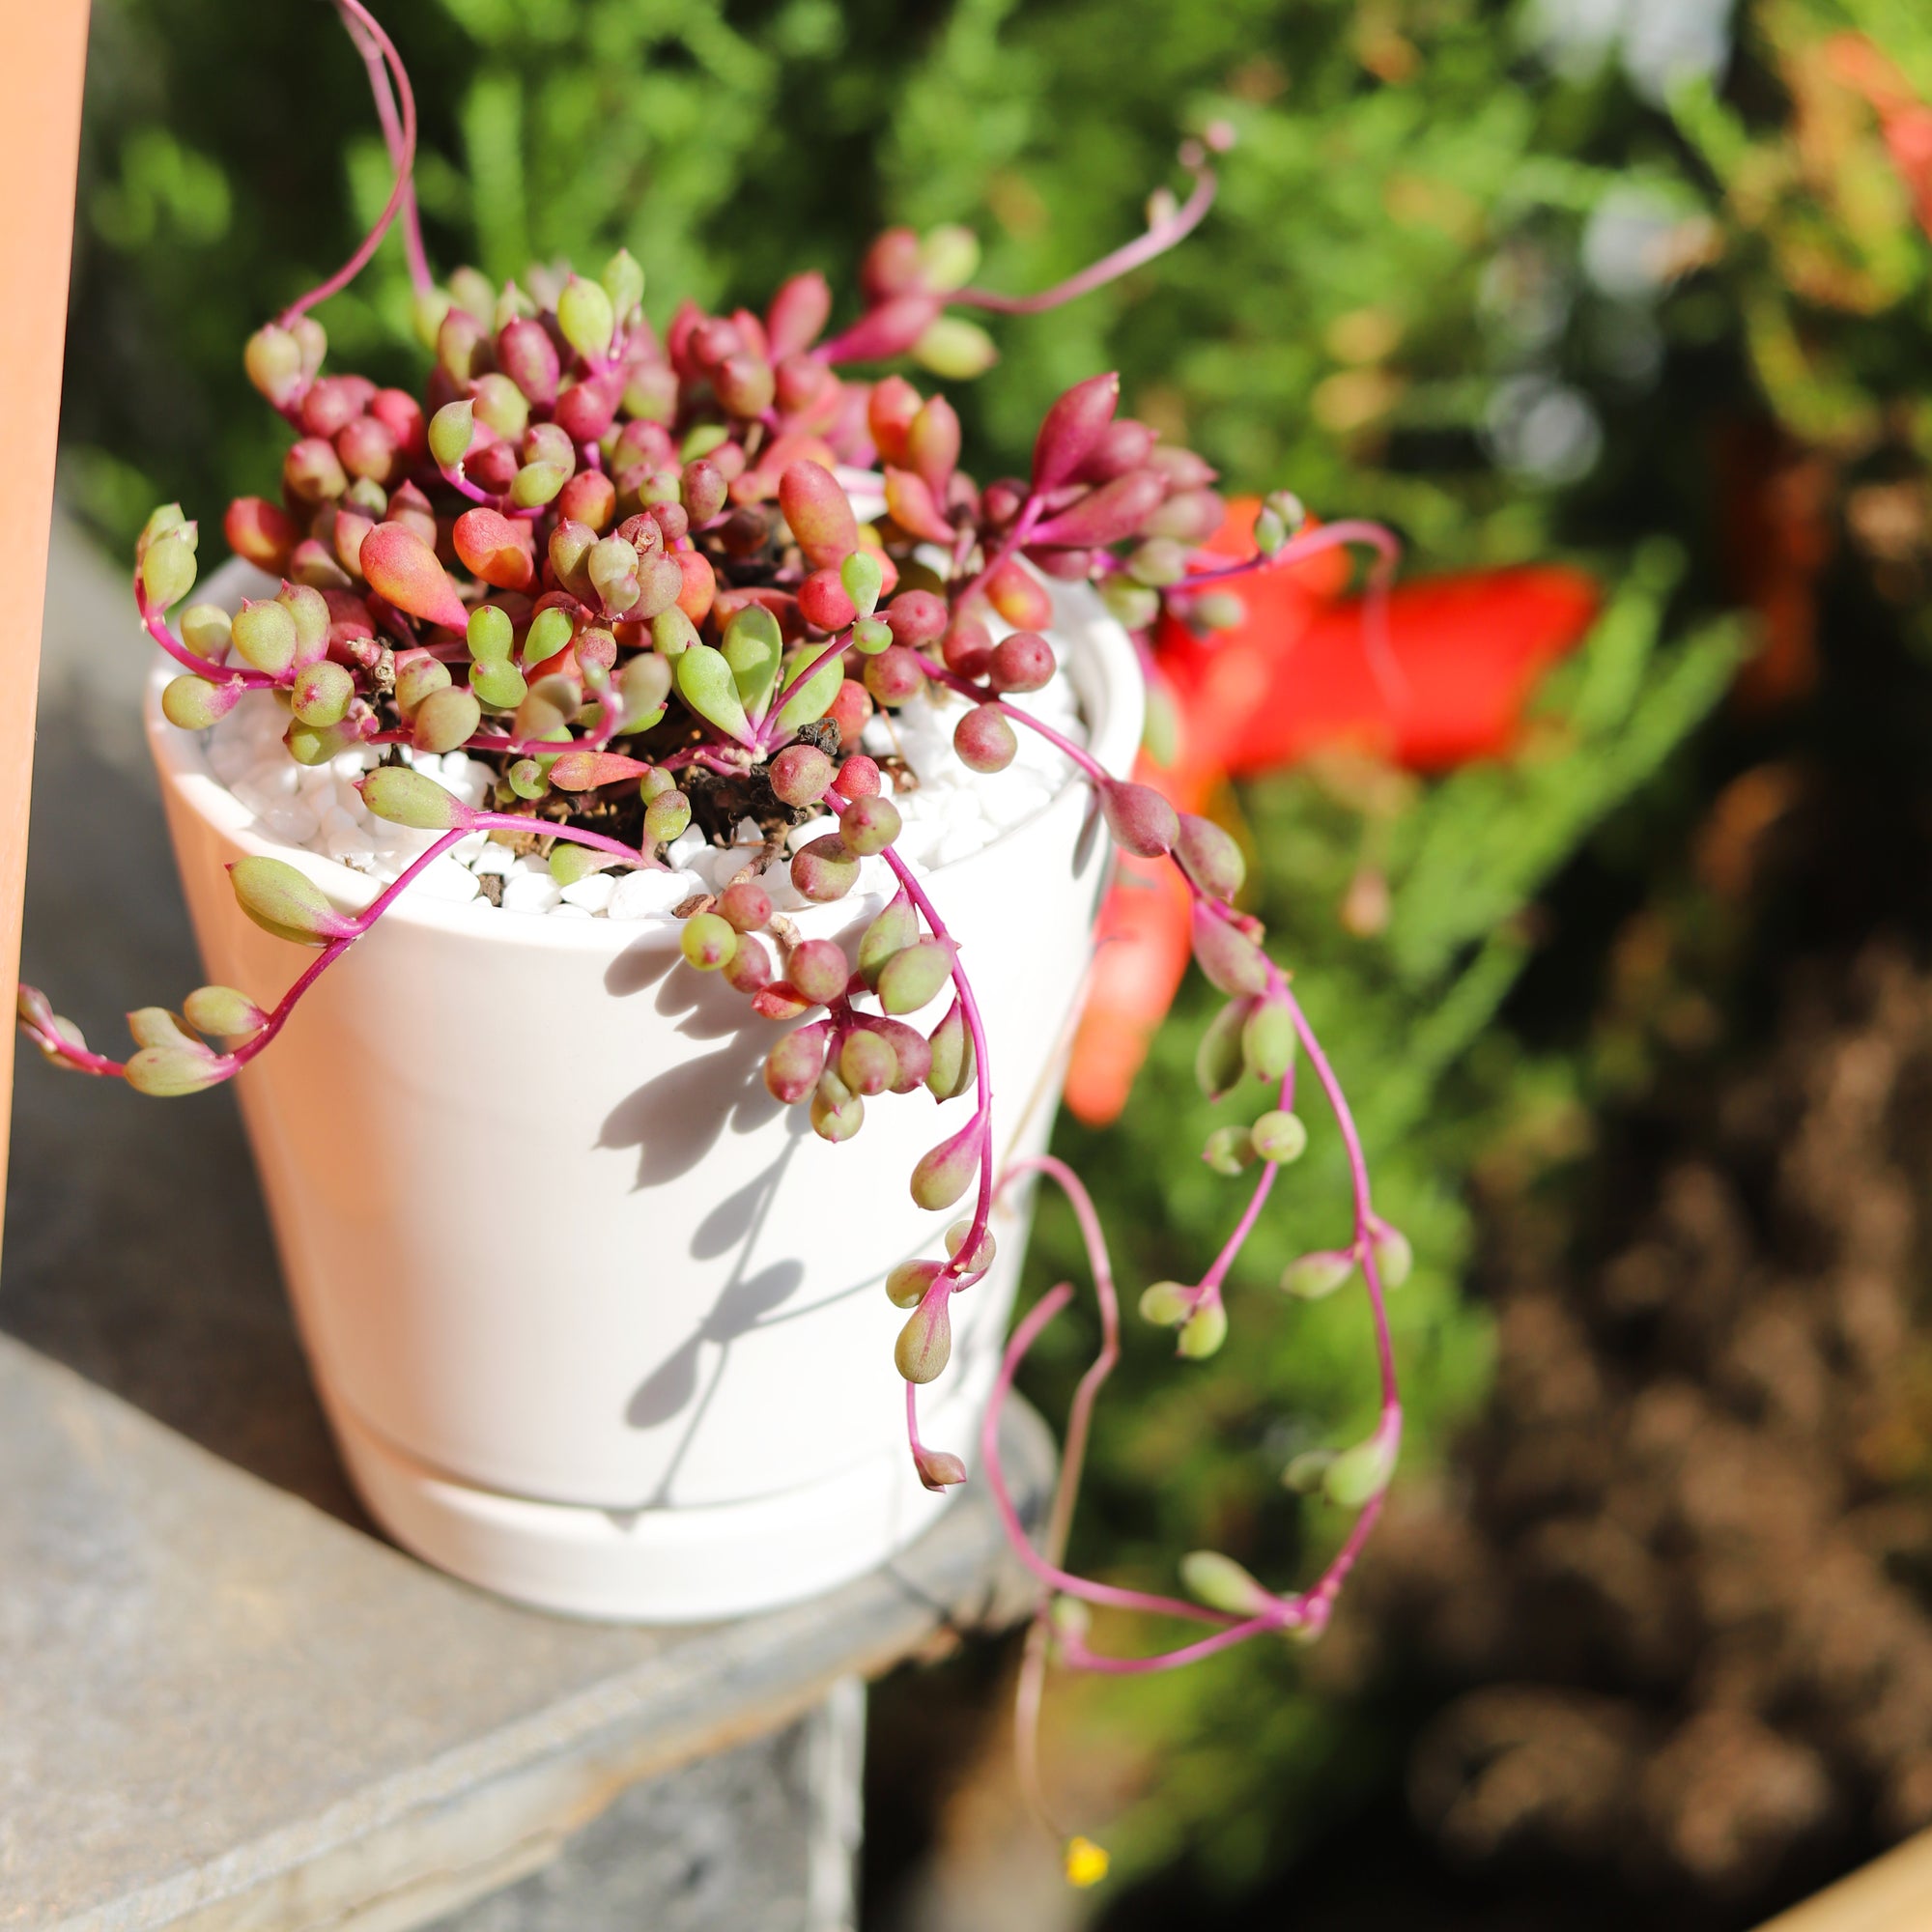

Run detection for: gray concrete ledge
[[0, 1337, 1051, 1932]]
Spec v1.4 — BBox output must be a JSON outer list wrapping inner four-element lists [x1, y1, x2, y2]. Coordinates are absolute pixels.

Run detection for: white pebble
[[560, 872, 618, 914], [412, 856, 482, 904], [208, 736, 254, 784], [324, 825, 375, 865], [608, 868, 697, 921], [258, 801, 320, 845], [500, 869, 563, 914], [786, 813, 838, 852], [552, 903, 594, 921], [469, 840, 518, 877], [665, 826, 707, 871]]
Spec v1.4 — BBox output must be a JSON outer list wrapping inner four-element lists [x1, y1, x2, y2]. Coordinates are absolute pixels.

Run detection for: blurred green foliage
[[67, 0, 1932, 1907]]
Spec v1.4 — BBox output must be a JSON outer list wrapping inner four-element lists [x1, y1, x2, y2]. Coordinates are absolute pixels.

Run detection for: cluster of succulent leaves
[[59, 0, 1884, 1903], [33, 109, 1397, 1538]]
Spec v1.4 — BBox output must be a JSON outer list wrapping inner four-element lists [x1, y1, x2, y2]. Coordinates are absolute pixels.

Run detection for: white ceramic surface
[[147, 566, 1141, 1621]]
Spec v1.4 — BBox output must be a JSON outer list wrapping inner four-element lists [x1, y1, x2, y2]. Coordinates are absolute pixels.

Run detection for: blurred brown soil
[[1359, 941, 1932, 1908]]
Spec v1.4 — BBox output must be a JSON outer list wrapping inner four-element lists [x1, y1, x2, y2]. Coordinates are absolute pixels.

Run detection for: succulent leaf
[[228, 856, 355, 946], [674, 643, 753, 743]]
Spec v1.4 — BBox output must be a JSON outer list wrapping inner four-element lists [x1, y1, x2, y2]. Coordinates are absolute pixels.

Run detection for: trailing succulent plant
[[18, 0, 1411, 1874]]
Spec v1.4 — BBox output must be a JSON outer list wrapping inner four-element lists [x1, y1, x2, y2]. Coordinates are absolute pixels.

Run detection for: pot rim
[[146, 559, 1145, 957]]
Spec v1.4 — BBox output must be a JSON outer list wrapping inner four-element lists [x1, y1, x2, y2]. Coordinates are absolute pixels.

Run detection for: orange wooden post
[[0, 4, 94, 1260]]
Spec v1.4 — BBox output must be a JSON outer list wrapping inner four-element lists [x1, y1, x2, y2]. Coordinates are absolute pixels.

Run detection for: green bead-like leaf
[[1250, 1110, 1308, 1164], [810, 1085, 865, 1142], [557, 274, 615, 358], [944, 1216, 996, 1272], [1138, 1281, 1192, 1327], [643, 789, 692, 844], [1179, 1551, 1274, 1617], [895, 1293, 952, 1383], [511, 461, 567, 509], [140, 528, 197, 611], [549, 842, 604, 888], [1281, 1451, 1334, 1494], [1242, 999, 1297, 1085], [128, 1007, 198, 1051], [1372, 1228, 1414, 1289], [523, 604, 575, 668], [652, 608, 699, 657], [912, 316, 997, 381], [878, 940, 955, 1016], [772, 645, 844, 735], [1202, 1124, 1255, 1177], [1192, 905, 1270, 997], [231, 600, 298, 677], [1177, 1300, 1228, 1359], [910, 1119, 980, 1210], [228, 856, 355, 946], [278, 582, 328, 664], [429, 399, 474, 470], [180, 604, 233, 660], [722, 605, 783, 718], [617, 653, 672, 732], [1175, 813, 1246, 900], [681, 911, 739, 971], [1281, 1251, 1356, 1300], [471, 658, 527, 711], [886, 1259, 946, 1310], [292, 661, 354, 728], [183, 985, 267, 1037], [1194, 997, 1251, 1101], [161, 674, 238, 731], [125, 1044, 227, 1097], [601, 246, 645, 318], [412, 687, 483, 754], [838, 549, 883, 619], [285, 719, 362, 766], [858, 894, 919, 989], [395, 655, 452, 716], [1322, 1432, 1398, 1509], [468, 603, 514, 663], [674, 643, 753, 743], [362, 766, 470, 831], [924, 1004, 976, 1101]]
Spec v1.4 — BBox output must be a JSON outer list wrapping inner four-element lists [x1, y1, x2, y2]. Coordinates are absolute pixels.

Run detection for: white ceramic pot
[[146, 566, 1140, 1621]]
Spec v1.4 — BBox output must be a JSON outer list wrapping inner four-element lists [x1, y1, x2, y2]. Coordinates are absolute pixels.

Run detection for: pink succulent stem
[[977, 963, 1403, 1672], [913, 652, 1113, 786], [979, 1283, 1241, 1624], [760, 623, 856, 751], [220, 827, 470, 1072], [953, 142, 1223, 316], [338, 0, 432, 296], [19, 1023, 126, 1080], [281, 0, 421, 325], [871, 835, 996, 1277], [139, 585, 274, 690], [1181, 518, 1404, 711], [468, 811, 652, 869], [1055, 1614, 1289, 1674], [951, 495, 1046, 614], [1285, 984, 1402, 1436], [435, 458, 495, 506], [999, 1155, 1120, 1578]]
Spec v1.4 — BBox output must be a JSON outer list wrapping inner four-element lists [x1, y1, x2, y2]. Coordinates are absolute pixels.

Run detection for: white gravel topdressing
[[200, 663, 1088, 926]]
